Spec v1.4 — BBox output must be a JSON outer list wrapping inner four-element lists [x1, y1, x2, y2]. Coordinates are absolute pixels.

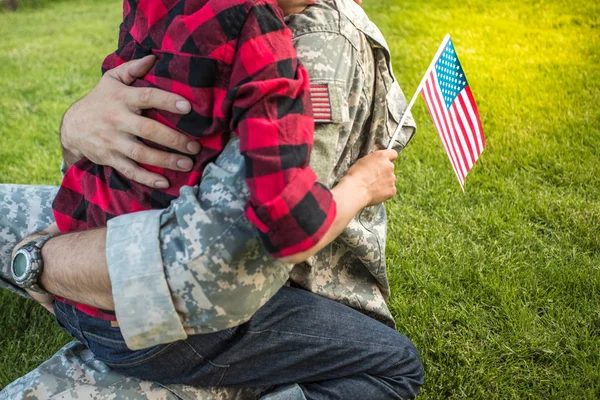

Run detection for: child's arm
[[281, 149, 398, 264], [229, 0, 336, 258]]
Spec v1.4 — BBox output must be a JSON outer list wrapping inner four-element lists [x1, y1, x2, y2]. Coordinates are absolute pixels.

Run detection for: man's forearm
[[40, 228, 114, 310]]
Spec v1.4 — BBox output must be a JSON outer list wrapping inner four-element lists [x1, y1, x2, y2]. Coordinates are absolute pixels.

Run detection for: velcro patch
[[310, 84, 333, 123]]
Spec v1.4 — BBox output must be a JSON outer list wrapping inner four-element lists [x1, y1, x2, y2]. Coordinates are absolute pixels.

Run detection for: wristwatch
[[11, 234, 53, 294]]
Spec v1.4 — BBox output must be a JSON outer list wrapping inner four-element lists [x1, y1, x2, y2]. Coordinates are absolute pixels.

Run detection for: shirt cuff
[[106, 210, 187, 350], [245, 169, 337, 258]]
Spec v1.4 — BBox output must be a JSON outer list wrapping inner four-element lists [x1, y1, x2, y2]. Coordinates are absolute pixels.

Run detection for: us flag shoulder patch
[[310, 84, 333, 123]]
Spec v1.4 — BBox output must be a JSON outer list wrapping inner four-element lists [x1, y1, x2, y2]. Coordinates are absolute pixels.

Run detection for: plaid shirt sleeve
[[228, 0, 336, 258]]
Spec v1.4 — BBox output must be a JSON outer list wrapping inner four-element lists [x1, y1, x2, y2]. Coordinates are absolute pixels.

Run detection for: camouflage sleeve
[[0, 185, 58, 298], [106, 137, 291, 350], [287, 4, 415, 184]]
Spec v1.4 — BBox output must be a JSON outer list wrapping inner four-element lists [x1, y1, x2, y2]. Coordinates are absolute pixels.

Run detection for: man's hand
[[341, 149, 398, 207], [11, 223, 60, 315], [60, 55, 201, 189]]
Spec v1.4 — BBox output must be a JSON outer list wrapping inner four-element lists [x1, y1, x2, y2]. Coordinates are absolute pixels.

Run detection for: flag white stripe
[[429, 74, 468, 180], [459, 99, 482, 162], [461, 91, 484, 154], [422, 77, 465, 185]]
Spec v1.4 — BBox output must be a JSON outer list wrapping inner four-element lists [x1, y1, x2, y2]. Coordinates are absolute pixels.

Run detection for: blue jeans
[[54, 286, 423, 399]]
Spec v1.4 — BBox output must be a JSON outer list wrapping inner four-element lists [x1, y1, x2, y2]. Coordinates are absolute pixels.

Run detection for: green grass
[[0, 0, 71, 12], [0, 0, 599, 397]]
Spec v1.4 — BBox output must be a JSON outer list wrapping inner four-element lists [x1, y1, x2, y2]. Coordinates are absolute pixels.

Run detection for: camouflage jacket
[[105, 0, 416, 351]]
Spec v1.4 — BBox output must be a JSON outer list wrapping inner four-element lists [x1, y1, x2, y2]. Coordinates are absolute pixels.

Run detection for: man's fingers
[[371, 149, 398, 162], [122, 115, 200, 155], [112, 156, 171, 188], [126, 86, 191, 114], [122, 137, 194, 172], [381, 149, 398, 161], [124, 55, 158, 80], [108, 55, 157, 85]]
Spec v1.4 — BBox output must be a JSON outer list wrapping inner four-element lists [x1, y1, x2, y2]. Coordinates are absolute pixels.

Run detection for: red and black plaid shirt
[[54, 0, 336, 256]]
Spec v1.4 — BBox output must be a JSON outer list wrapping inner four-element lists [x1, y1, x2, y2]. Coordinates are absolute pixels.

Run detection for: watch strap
[[31, 234, 53, 252]]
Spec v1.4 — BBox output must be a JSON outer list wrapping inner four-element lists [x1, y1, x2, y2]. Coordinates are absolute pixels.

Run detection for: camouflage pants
[[0, 184, 263, 400]]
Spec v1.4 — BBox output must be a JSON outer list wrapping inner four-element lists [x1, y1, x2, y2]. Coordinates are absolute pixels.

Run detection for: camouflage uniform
[[0, 0, 415, 398]]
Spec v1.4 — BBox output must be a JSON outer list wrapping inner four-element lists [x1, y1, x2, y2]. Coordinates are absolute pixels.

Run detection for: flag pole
[[387, 34, 451, 150]]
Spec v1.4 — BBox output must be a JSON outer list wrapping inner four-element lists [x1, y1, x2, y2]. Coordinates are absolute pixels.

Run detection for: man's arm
[[40, 228, 113, 310]]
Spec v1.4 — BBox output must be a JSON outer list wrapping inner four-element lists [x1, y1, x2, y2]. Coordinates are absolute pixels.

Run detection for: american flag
[[420, 36, 485, 188]]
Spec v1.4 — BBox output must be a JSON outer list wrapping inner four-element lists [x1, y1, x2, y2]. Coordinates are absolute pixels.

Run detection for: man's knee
[[385, 335, 424, 398]]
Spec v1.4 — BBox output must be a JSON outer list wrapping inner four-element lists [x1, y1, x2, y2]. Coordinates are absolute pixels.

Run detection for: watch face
[[12, 253, 28, 279]]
